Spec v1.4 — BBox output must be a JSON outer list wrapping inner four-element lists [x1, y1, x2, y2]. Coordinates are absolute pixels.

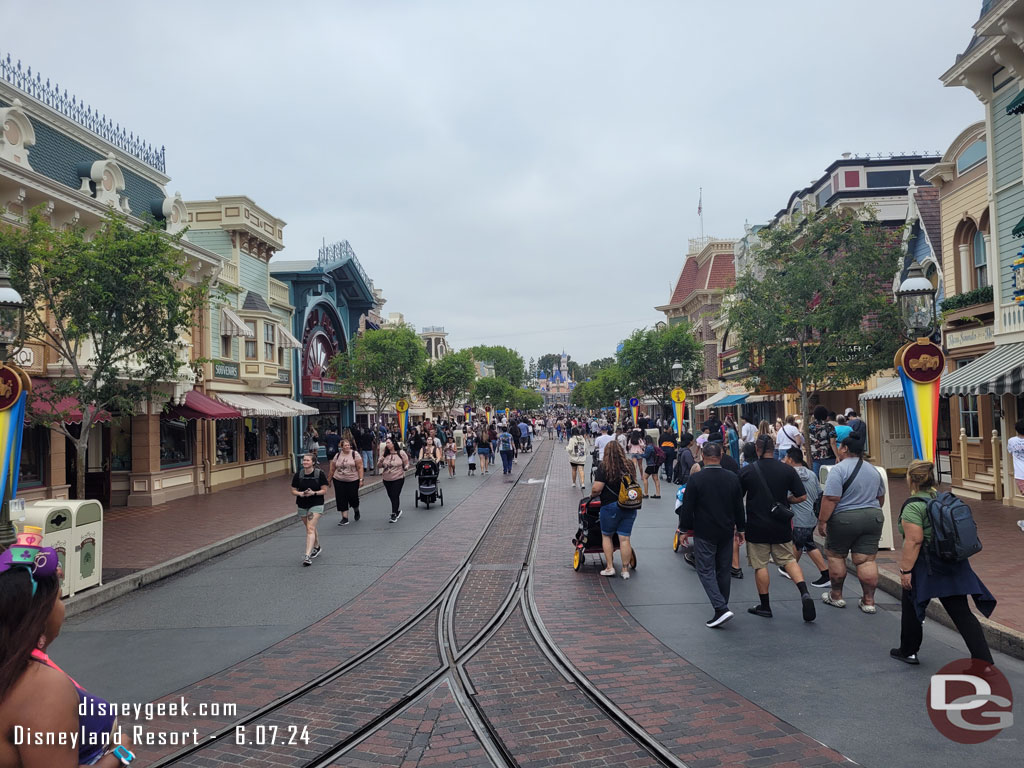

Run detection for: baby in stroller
[[415, 457, 444, 508]]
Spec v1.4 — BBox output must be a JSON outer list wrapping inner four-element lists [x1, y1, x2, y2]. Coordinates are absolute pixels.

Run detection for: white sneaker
[[600, 567, 616, 577]]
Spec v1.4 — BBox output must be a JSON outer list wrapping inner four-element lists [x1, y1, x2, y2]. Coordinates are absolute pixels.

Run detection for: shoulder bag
[[752, 462, 793, 522]]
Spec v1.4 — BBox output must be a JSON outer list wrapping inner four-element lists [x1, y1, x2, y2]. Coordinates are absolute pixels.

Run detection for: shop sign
[[321, 381, 337, 394], [214, 361, 239, 379], [720, 353, 745, 377], [277, 369, 291, 384], [945, 324, 994, 351]]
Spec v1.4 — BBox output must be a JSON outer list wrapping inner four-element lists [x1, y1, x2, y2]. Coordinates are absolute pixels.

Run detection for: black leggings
[[899, 589, 993, 663], [333, 479, 360, 514], [384, 478, 404, 515]]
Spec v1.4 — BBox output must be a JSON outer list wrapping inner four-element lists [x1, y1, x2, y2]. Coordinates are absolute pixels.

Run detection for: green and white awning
[[939, 342, 1024, 396]]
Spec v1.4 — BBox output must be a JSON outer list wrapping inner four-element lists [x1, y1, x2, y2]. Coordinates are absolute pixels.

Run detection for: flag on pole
[[697, 188, 702, 217]]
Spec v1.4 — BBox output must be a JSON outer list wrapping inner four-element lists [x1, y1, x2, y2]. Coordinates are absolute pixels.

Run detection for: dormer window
[[0, 99, 35, 170], [77, 153, 129, 212]]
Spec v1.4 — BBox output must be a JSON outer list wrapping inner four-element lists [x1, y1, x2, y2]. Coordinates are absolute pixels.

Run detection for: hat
[[844, 408, 854, 417]]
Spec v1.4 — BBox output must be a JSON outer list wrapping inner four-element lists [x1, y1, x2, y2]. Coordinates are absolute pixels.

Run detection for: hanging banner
[[614, 399, 621, 426], [484, 404, 492, 424], [629, 397, 640, 425], [671, 388, 686, 440], [396, 398, 410, 444], [464, 405, 472, 422], [895, 341, 943, 462]]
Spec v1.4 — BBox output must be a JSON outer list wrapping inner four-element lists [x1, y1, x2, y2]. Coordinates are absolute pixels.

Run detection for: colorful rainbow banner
[[0, 391, 27, 504], [629, 398, 640, 426], [671, 388, 686, 441], [396, 398, 410, 444], [464, 405, 472, 422], [895, 342, 943, 463], [614, 401, 621, 426]]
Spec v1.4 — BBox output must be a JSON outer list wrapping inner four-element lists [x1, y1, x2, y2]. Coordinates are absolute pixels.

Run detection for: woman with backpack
[[497, 426, 516, 475], [642, 439, 662, 498], [590, 440, 639, 579], [890, 460, 996, 665], [566, 427, 588, 489]]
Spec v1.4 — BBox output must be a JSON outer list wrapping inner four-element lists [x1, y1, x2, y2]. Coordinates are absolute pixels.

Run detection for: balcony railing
[[219, 261, 239, 286], [269, 278, 290, 307]]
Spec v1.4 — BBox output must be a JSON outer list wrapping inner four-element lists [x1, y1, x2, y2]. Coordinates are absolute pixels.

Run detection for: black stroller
[[571, 496, 636, 572], [414, 458, 444, 508]]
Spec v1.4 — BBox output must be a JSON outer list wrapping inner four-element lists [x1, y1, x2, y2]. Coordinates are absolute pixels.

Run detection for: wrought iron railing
[[0, 52, 166, 173], [317, 240, 369, 287]]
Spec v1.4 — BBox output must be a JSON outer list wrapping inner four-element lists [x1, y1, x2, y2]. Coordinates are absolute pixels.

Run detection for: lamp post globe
[[671, 360, 683, 385], [896, 261, 937, 340]]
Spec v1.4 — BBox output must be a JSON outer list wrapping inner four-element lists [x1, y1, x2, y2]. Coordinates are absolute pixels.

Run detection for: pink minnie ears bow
[[0, 540, 59, 596]]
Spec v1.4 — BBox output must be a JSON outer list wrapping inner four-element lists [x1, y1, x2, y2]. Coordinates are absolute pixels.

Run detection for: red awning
[[165, 389, 242, 421], [28, 378, 111, 425]]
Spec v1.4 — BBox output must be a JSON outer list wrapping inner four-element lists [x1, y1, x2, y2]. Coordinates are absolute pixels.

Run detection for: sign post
[[396, 398, 410, 445], [671, 388, 687, 441], [629, 397, 640, 426], [894, 340, 943, 462], [614, 400, 621, 429]]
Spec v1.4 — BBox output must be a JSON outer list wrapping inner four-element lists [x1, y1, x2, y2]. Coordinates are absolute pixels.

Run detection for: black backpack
[[900, 492, 982, 564]]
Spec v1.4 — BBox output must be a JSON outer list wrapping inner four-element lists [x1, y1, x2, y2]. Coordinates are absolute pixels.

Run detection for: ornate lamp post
[[671, 361, 687, 441], [0, 268, 28, 550], [894, 261, 942, 463]]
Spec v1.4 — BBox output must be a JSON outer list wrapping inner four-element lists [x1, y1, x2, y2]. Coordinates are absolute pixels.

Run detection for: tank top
[[31, 649, 116, 764]]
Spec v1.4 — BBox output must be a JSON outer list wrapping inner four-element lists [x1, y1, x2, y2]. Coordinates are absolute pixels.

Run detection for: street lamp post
[[671, 360, 686, 439], [613, 387, 620, 429], [897, 261, 938, 341], [0, 268, 28, 550]]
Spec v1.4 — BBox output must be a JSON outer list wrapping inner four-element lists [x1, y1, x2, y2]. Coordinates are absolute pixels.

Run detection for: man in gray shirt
[[783, 448, 830, 588], [816, 437, 887, 613]]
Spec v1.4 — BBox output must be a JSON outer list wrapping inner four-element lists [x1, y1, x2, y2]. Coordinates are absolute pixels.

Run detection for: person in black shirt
[[323, 428, 341, 465], [291, 452, 329, 566], [697, 433, 742, 577], [701, 409, 722, 438], [679, 442, 745, 628], [738, 435, 816, 622]]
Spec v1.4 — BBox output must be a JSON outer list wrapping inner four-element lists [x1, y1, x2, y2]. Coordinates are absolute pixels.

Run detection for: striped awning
[[221, 308, 254, 337], [939, 342, 1024, 396], [278, 326, 302, 349], [859, 378, 903, 401], [1007, 89, 1024, 116], [247, 395, 319, 416], [694, 391, 729, 410]]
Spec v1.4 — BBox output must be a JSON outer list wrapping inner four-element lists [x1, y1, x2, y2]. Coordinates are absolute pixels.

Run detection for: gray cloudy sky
[[13, 1, 982, 365]]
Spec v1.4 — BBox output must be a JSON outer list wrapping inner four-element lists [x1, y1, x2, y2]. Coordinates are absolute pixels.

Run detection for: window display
[[110, 416, 132, 471], [244, 417, 261, 462], [216, 419, 238, 465], [266, 418, 284, 457], [160, 419, 193, 468]]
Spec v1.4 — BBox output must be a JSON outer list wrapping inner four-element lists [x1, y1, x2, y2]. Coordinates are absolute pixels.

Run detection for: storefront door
[[66, 425, 111, 506], [881, 400, 913, 469]]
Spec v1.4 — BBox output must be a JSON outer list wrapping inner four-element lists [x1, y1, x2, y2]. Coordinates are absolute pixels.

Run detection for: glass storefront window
[[245, 321, 257, 360], [266, 418, 285, 456], [216, 419, 238, 465], [160, 419, 194, 468], [264, 323, 275, 361], [244, 417, 261, 462], [19, 426, 45, 487], [110, 416, 132, 471]]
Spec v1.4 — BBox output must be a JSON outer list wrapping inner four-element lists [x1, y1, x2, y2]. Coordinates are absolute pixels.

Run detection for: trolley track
[[150, 438, 690, 767]]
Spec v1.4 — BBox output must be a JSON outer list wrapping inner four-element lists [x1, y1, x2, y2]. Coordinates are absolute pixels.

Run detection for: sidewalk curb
[[65, 470, 409, 619], [872, 563, 1024, 661]]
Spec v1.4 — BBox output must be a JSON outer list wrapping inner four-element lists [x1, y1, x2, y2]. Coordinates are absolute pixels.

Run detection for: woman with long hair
[[890, 460, 996, 665], [627, 429, 646, 480], [379, 437, 411, 523], [331, 438, 364, 525], [590, 440, 638, 579], [758, 420, 773, 440], [475, 425, 491, 474], [1, 536, 134, 766]]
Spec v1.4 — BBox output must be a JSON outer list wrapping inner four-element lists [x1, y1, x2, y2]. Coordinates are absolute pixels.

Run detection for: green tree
[[537, 352, 579, 381], [0, 209, 211, 499], [580, 356, 615, 380], [587, 365, 629, 410], [418, 349, 476, 420], [617, 323, 703, 418], [726, 205, 903, 444], [513, 388, 544, 411], [471, 376, 514, 411], [331, 325, 427, 427], [467, 345, 525, 387]]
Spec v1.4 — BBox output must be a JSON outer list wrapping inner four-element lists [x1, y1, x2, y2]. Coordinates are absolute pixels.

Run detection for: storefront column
[[47, 426, 69, 499], [126, 413, 163, 507]]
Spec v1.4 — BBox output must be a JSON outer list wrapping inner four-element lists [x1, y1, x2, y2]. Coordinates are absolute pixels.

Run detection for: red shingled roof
[[668, 258, 699, 304], [667, 253, 736, 306], [705, 254, 735, 290]]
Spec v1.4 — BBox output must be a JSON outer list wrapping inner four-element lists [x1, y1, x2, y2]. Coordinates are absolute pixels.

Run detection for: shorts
[[791, 526, 818, 554], [746, 541, 795, 570], [477, 447, 491, 457], [599, 501, 637, 538], [644, 466, 658, 475], [297, 504, 324, 519], [825, 506, 884, 557]]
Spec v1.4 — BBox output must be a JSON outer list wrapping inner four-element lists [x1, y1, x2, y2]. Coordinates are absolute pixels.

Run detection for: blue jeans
[[361, 450, 374, 470], [500, 450, 514, 473], [812, 458, 835, 476]]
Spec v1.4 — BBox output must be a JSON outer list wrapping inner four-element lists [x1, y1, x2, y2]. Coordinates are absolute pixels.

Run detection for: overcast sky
[[12, 0, 983, 366]]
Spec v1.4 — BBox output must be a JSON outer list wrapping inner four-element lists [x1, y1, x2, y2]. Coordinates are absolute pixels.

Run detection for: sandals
[[859, 600, 877, 614], [821, 592, 846, 608]]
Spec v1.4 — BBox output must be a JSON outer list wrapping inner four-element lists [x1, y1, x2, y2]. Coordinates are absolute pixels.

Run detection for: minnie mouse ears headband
[[0, 530, 59, 596]]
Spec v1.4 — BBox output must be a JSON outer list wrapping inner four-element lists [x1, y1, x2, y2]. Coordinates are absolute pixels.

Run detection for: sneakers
[[730, 567, 744, 579], [821, 592, 847, 608], [859, 600, 877, 614], [890, 648, 920, 665], [338, 518, 350, 526], [802, 593, 816, 622], [354, 508, 361, 522], [683, 551, 696, 567], [310, 545, 321, 559], [810, 575, 831, 588], [778, 565, 793, 580], [600, 567, 616, 577], [747, 605, 773, 618], [390, 509, 403, 523], [302, 556, 312, 567], [706, 609, 734, 628], [621, 569, 630, 580]]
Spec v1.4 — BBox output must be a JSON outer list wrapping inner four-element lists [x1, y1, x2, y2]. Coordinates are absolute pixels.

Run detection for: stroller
[[414, 458, 444, 508], [572, 496, 637, 572]]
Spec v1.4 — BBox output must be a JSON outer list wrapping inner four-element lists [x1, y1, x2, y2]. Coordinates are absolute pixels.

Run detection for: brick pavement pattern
[[339, 681, 493, 768], [465, 607, 658, 768], [135, 449, 543, 762], [533, 451, 852, 768]]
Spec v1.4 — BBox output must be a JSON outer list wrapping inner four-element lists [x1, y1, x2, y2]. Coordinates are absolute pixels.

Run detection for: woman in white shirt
[[774, 415, 803, 460]]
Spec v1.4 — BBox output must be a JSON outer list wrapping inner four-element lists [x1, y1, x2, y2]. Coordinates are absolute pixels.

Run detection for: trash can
[[819, 464, 894, 551], [21, 503, 73, 597], [32, 499, 103, 594]]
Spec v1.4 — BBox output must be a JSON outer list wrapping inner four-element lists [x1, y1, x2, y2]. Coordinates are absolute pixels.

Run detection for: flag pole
[[698, 187, 704, 241]]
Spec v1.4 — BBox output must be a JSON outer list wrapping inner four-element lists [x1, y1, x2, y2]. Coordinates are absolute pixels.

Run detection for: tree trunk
[[799, 382, 811, 466], [76, 439, 87, 501]]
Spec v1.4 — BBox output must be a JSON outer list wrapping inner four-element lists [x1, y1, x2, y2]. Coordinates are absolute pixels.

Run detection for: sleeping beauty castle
[[535, 352, 576, 407]]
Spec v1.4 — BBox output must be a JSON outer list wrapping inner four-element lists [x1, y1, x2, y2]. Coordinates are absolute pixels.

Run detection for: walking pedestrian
[[738, 435, 816, 622], [465, 430, 477, 475], [659, 429, 677, 484], [890, 459, 996, 664], [679, 441, 745, 627], [1007, 419, 1024, 496], [816, 437, 886, 612], [566, 427, 588, 488], [357, 426, 376, 475], [642, 438, 661, 498], [323, 427, 340, 466], [292, 452, 328, 565], [809, 405, 839, 476], [497, 426, 516, 475], [740, 412, 757, 452], [590, 440, 637, 579], [444, 435, 457, 478], [379, 437, 411, 523], [782, 448, 832, 588], [846, 409, 867, 446], [775, 415, 802, 461], [724, 415, 740, 462], [627, 429, 646, 480], [331, 438, 364, 525]]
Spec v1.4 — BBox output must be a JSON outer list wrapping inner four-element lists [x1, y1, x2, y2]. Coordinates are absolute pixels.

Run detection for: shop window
[[245, 321, 257, 360], [216, 419, 238, 465], [973, 231, 988, 289], [19, 426, 46, 487], [110, 416, 132, 471], [160, 419, 194, 468], [266, 418, 285, 456], [244, 417, 262, 462], [278, 346, 284, 367], [264, 323, 275, 361], [957, 359, 979, 438], [221, 335, 232, 359]]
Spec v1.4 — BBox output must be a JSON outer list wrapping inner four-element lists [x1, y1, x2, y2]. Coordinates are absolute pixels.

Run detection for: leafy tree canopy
[[616, 322, 703, 412], [331, 325, 427, 421], [418, 349, 476, 418], [466, 345, 525, 387]]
